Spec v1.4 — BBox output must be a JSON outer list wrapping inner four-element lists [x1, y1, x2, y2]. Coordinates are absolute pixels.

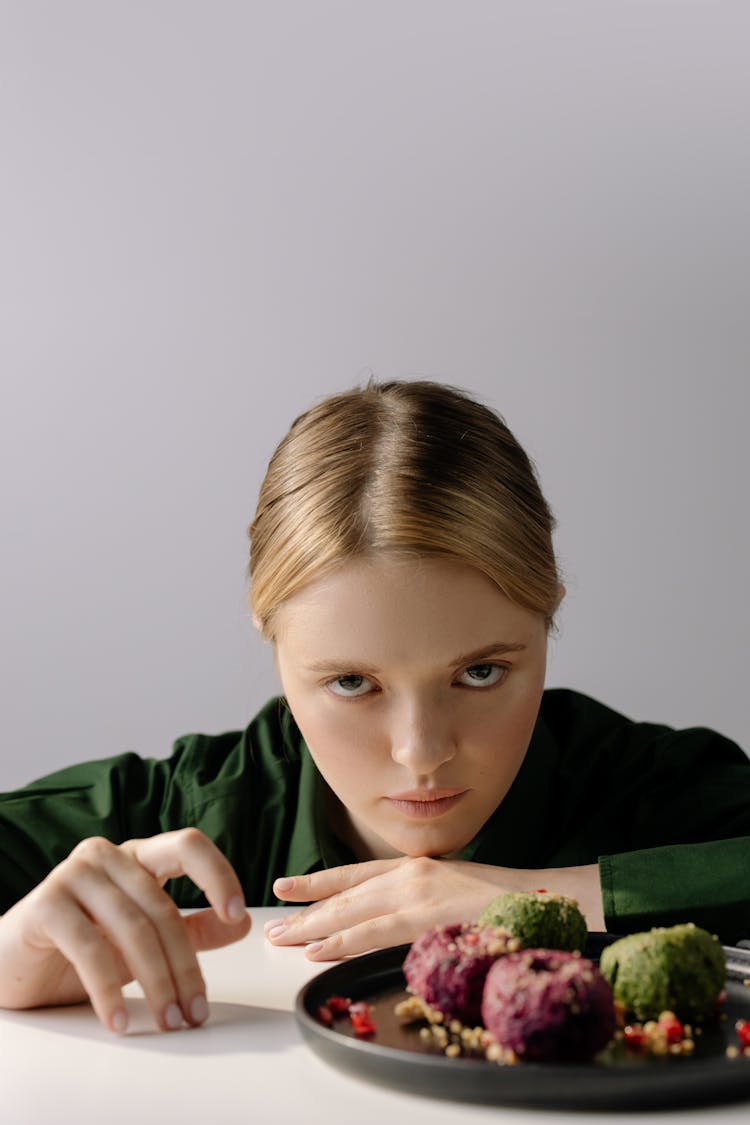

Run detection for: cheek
[[468, 690, 541, 776], [290, 699, 383, 778]]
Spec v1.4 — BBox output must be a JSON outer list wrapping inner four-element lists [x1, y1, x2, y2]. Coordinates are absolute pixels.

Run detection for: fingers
[[302, 913, 414, 960], [124, 828, 248, 927], [44, 838, 206, 1032], [272, 859, 398, 904], [27, 830, 251, 1034], [31, 888, 133, 1032], [264, 868, 409, 950], [183, 907, 252, 952]]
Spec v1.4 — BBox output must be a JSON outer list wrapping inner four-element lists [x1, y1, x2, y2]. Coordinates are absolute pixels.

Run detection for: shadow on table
[[0, 998, 299, 1056]]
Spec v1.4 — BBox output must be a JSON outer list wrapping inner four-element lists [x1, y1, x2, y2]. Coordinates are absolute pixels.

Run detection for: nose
[[389, 695, 457, 779]]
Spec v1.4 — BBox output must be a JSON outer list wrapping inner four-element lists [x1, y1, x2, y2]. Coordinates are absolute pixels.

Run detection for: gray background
[[1, 1, 748, 790]]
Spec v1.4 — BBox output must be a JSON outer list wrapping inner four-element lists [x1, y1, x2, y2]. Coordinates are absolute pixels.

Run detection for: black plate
[[296, 935, 750, 1110]]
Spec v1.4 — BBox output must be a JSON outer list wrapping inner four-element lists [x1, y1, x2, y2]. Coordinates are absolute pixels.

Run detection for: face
[[272, 555, 550, 861]]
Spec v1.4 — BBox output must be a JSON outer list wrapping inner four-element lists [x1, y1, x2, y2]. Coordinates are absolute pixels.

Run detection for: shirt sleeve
[[595, 722, 750, 944], [599, 837, 750, 944], [0, 751, 179, 913], [534, 692, 750, 943], [0, 700, 307, 913]]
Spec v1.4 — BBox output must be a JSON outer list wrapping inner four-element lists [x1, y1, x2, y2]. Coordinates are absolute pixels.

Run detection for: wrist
[[467, 861, 606, 932]]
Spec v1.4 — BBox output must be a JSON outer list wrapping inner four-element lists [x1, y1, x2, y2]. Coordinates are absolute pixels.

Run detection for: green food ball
[[478, 891, 588, 953], [598, 923, 726, 1021]]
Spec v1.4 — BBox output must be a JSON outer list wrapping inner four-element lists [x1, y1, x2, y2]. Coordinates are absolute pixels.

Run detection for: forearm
[[472, 862, 605, 931]]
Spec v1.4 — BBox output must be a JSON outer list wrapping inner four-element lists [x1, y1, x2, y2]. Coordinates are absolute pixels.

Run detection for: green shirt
[[2, 689, 749, 942]]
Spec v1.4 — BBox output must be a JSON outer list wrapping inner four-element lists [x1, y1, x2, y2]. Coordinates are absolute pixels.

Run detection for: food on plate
[[727, 1019, 750, 1058], [480, 948, 616, 1062], [618, 1009, 696, 1055], [478, 890, 588, 953], [598, 922, 726, 1022], [315, 994, 376, 1036], [402, 921, 519, 1025], [395, 916, 731, 1066]]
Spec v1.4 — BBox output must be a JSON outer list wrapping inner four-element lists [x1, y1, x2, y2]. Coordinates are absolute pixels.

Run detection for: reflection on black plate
[[295, 934, 750, 1109]]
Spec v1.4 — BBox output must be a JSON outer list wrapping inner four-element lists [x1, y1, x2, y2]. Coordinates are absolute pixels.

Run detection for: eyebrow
[[304, 641, 527, 674], [451, 641, 527, 665]]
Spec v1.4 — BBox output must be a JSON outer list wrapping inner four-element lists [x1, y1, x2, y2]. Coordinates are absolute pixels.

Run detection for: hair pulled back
[[249, 380, 561, 637]]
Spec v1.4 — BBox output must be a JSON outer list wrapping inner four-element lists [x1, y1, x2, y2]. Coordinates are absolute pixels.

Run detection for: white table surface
[[2, 908, 749, 1125]]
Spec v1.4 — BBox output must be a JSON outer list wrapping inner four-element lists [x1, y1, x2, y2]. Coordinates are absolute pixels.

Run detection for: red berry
[[535, 889, 548, 894], [658, 1015, 684, 1043], [623, 1024, 647, 1048], [348, 1001, 376, 1036], [316, 1005, 333, 1027], [736, 1020, 750, 1047], [326, 994, 352, 1016], [464, 932, 479, 945]]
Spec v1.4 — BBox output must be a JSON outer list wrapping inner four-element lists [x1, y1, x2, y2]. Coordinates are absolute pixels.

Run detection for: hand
[[0, 828, 251, 1033], [264, 856, 513, 959], [264, 857, 605, 960]]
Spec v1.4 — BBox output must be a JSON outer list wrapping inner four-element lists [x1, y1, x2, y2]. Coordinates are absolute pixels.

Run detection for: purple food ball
[[481, 949, 616, 1062], [403, 922, 513, 1025]]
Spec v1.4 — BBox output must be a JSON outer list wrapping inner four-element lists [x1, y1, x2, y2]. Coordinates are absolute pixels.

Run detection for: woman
[[1, 380, 748, 1036]]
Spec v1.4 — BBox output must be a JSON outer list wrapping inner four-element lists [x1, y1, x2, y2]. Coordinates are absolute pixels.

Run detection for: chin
[[386, 827, 471, 860]]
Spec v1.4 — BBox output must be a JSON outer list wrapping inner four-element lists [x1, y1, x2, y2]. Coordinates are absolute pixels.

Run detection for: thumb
[[183, 907, 252, 952]]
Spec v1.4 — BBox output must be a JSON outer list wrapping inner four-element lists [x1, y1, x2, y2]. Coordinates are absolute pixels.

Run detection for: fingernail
[[267, 922, 288, 939], [227, 895, 247, 921], [165, 1002, 183, 1030], [305, 941, 324, 957], [190, 994, 209, 1024], [274, 877, 294, 893], [111, 1008, 128, 1034]]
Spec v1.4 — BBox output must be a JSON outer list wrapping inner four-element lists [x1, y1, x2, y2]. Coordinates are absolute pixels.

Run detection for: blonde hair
[[249, 380, 561, 637]]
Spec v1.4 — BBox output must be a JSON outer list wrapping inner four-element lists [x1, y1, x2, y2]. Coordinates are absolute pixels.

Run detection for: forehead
[[272, 555, 545, 666]]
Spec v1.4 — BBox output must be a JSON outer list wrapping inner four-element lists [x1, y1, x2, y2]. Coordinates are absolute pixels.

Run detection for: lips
[[385, 788, 468, 819], [388, 788, 466, 802]]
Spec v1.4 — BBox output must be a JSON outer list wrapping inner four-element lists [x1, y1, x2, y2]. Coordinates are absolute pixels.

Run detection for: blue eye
[[327, 674, 374, 698], [457, 663, 506, 688]]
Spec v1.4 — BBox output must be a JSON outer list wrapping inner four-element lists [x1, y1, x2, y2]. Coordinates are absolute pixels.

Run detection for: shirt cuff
[[599, 837, 750, 945]]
